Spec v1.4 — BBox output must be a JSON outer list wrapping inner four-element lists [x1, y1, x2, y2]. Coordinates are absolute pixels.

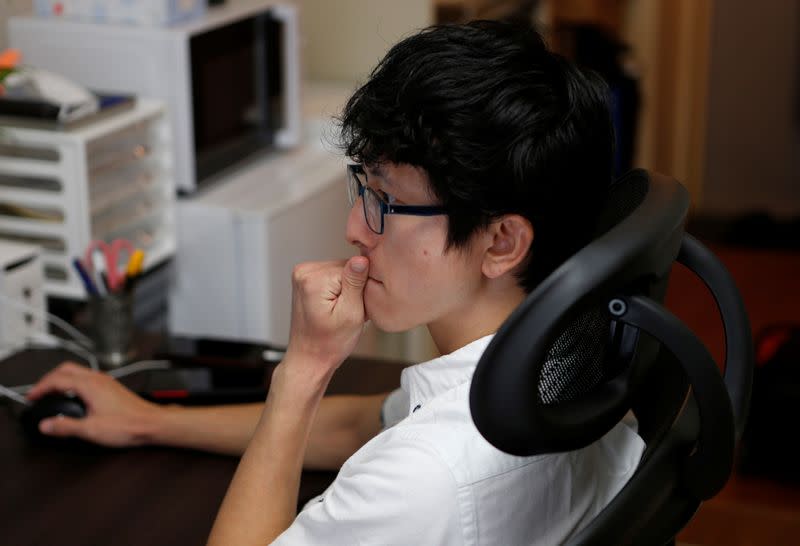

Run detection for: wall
[[1, 0, 432, 86], [0, 0, 31, 49], [297, 0, 432, 83], [702, 0, 800, 217], [622, 0, 713, 207], [617, 0, 800, 218]]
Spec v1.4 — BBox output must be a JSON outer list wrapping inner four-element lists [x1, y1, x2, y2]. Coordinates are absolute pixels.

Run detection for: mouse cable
[[0, 383, 29, 405], [0, 292, 94, 351], [26, 331, 99, 371], [2, 358, 171, 398], [107, 359, 171, 379], [0, 333, 100, 404]]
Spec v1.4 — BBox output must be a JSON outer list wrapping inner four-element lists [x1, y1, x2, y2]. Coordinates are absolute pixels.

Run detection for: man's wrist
[[283, 345, 345, 373], [270, 355, 334, 404], [139, 403, 180, 446]]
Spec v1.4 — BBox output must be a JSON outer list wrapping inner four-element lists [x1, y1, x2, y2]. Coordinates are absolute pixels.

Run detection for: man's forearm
[[145, 403, 263, 456], [143, 393, 387, 463], [208, 362, 330, 546]]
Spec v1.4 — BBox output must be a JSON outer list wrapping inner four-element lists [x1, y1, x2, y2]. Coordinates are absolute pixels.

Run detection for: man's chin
[[363, 302, 407, 334]]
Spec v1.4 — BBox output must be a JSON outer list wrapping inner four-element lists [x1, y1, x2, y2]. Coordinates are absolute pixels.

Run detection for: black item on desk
[[141, 386, 268, 406], [137, 366, 271, 406], [153, 334, 285, 368], [20, 393, 87, 442], [140, 335, 281, 406]]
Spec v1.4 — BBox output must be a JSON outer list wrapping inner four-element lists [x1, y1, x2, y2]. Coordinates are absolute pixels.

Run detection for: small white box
[[33, 0, 206, 26], [0, 240, 45, 355], [0, 100, 177, 299], [13, 1, 302, 193]]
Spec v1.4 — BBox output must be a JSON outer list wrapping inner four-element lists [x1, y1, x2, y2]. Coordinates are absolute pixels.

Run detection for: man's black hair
[[339, 20, 615, 292]]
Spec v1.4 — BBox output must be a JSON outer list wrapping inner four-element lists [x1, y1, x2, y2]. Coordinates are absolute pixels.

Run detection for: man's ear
[[481, 214, 534, 279]]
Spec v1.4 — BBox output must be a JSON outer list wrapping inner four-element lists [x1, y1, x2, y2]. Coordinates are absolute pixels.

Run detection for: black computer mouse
[[20, 393, 87, 441]]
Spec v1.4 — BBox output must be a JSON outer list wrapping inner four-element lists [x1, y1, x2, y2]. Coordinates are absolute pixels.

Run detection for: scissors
[[83, 238, 135, 293]]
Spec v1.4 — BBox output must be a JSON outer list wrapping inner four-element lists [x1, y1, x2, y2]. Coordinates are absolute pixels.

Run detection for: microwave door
[[191, 16, 277, 184]]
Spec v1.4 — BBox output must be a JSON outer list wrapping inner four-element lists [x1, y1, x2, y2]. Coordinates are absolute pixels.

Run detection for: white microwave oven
[[10, 0, 301, 194]]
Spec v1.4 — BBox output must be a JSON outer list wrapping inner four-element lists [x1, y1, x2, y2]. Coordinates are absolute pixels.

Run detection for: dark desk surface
[[0, 346, 407, 546]]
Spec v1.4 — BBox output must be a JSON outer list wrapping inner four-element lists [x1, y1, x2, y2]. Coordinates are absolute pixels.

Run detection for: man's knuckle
[[58, 362, 77, 372], [292, 264, 312, 284]]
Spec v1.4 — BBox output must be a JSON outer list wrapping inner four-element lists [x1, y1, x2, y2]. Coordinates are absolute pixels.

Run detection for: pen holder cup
[[89, 290, 135, 369]]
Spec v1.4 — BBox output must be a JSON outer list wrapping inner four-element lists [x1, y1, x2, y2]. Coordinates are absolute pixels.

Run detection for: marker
[[123, 249, 145, 292], [72, 257, 98, 296], [126, 249, 145, 278]]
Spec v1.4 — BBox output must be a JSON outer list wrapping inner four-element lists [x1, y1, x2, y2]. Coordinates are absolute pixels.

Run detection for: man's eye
[[379, 190, 397, 204], [368, 183, 394, 204]]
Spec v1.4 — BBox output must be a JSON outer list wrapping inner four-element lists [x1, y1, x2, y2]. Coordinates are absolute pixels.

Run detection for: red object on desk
[[149, 389, 191, 399]]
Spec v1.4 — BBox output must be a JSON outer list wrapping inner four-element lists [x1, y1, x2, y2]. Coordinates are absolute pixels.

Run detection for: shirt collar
[[400, 334, 495, 411]]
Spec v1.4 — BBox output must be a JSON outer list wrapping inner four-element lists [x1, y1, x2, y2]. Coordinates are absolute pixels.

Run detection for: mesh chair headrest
[[471, 169, 689, 456], [538, 170, 651, 405]]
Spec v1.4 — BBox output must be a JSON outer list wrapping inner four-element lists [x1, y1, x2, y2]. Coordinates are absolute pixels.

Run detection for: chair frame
[[470, 170, 753, 545]]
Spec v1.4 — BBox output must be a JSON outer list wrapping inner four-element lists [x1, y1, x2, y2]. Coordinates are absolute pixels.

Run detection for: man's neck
[[427, 281, 526, 356]]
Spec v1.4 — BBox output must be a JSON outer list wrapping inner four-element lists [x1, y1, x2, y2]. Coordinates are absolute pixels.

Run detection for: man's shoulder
[[366, 389, 554, 487]]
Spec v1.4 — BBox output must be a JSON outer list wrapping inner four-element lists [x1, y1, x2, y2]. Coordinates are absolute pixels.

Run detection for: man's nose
[[346, 198, 378, 250]]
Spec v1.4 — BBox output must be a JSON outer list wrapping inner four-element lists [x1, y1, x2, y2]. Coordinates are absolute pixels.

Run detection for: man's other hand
[[26, 362, 160, 447], [285, 256, 370, 374]]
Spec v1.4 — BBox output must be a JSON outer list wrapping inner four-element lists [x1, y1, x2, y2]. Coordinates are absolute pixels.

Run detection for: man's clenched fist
[[284, 256, 370, 376]]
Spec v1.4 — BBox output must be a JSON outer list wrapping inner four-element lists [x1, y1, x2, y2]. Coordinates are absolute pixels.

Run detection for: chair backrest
[[469, 169, 753, 545]]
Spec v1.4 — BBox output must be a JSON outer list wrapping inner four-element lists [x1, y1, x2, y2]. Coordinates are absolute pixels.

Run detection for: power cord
[[107, 359, 171, 378], [0, 295, 173, 407], [0, 359, 172, 405], [0, 383, 29, 406], [27, 331, 99, 371], [0, 292, 94, 350]]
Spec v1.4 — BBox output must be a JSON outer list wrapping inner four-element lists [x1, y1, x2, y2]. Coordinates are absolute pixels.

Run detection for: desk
[[0, 346, 407, 546]]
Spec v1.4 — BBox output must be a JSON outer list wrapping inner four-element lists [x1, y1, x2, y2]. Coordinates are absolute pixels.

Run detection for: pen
[[123, 249, 145, 292], [72, 257, 98, 296], [91, 249, 109, 296]]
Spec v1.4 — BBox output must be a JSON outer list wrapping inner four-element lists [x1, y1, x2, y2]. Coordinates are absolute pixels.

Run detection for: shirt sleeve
[[271, 434, 464, 546]]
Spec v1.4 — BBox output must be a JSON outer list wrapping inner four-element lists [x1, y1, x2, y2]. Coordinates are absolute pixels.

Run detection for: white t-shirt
[[273, 335, 645, 545]]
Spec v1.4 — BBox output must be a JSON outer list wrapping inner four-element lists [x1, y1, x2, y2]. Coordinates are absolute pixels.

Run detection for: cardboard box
[[33, 0, 206, 27]]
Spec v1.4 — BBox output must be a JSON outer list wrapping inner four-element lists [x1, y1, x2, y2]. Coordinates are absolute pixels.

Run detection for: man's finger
[[27, 362, 91, 400], [27, 374, 89, 402]]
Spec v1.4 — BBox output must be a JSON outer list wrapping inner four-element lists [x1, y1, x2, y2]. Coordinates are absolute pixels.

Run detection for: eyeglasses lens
[[363, 189, 382, 233]]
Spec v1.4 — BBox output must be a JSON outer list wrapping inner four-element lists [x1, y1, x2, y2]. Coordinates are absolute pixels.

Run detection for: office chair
[[470, 169, 754, 545]]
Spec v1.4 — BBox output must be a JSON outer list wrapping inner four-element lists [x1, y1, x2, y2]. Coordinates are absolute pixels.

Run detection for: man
[[29, 21, 644, 545]]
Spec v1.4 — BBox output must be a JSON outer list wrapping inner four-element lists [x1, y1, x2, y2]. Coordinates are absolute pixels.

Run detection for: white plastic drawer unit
[[0, 100, 176, 299]]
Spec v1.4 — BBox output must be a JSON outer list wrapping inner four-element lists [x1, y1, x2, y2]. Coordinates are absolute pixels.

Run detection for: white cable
[[0, 383, 29, 406], [27, 331, 99, 371], [7, 382, 32, 394], [61, 339, 100, 371], [2, 359, 171, 398], [0, 292, 95, 350], [107, 359, 171, 378]]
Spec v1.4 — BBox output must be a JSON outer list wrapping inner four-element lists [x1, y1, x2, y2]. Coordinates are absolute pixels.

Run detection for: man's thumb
[[40, 415, 83, 438], [341, 256, 369, 295]]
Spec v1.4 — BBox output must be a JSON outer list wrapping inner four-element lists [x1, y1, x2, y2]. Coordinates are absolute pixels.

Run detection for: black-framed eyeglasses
[[346, 164, 447, 235]]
